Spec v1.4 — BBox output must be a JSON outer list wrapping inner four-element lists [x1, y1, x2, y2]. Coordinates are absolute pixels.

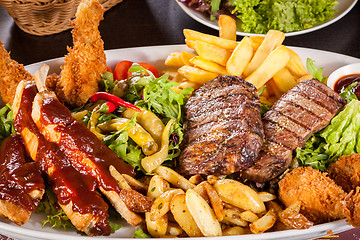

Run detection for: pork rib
[[13, 81, 111, 236], [242, 79, 347, 183]]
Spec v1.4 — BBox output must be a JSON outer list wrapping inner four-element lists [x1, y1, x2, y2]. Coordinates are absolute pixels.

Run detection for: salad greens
[[339, 81, 359, 102], [306, 58, 326, 83], [297, 99, 360, 171], [224, 0, 338, 34], [0, 104, 14, 144]]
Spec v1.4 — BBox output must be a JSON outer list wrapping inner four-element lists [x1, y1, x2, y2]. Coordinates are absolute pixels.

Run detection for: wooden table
[[0, 0, 359, 239]]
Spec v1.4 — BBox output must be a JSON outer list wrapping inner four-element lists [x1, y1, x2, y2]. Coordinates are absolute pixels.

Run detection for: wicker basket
[[0, 0, 122, 36]]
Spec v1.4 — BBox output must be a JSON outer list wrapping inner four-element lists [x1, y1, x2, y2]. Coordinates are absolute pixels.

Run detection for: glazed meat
[[178, 75, 264, 176], [0, 134, 44, 226], [242, 79, 347, 182]]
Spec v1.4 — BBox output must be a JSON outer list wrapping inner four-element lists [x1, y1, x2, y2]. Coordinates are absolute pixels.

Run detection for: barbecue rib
[[32, 66, 147, 226], [0, 134, 45, 225], [13, 81, 112, 236], [178, 75, 264, 176], [242, 79, 347, 183]]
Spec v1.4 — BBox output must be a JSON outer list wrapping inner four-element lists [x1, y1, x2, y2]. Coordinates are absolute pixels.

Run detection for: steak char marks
[[242, 79, 347, 182], [178, 75, 264, 176]]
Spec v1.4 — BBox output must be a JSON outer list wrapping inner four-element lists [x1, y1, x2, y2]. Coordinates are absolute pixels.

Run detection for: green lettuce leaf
[[306, 58, 326, 82], [339, 81, 359, 103], [0, 104, 15, 144]]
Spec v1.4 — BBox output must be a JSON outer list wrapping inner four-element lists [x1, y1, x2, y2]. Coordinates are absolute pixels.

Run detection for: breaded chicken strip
[[0, 41, 33, 105], [328, 154, 360, 192], [342, 187, 360, 227], [47, 0, 107, 108], [278, 167, 346, 224]]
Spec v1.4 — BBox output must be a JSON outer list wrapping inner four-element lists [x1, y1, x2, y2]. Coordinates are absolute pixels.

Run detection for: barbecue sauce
[[333, 74, 360, 99], [39, 96, 135, 194], [0, 134, 44, 212], [14, 83, 111, 236]]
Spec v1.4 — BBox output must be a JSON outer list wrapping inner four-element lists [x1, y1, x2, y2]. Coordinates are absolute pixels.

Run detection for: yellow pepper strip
[[72, 110, 88, 122], [98, 118, 158, 156], [141, 119, 175, 173], [87, 106, 106, 140], [122, 108, 165, 146]]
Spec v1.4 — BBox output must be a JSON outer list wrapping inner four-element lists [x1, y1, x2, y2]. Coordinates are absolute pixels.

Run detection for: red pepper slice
[[104, 101, 116, 113], [90, 92, 141, 112]]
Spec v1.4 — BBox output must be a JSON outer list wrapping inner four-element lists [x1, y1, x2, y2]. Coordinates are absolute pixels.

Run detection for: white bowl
[[327, 62, 360, 90]]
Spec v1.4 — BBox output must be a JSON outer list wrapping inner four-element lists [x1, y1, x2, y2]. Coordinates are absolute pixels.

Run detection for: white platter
[[1, 45, 360, 240], [175, 0, 358, 37]]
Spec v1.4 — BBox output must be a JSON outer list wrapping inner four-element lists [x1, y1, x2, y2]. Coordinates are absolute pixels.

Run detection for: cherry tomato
[[114, 60, 133, 80], [130, 62, 159, 78], [106, 66, 113, 73]]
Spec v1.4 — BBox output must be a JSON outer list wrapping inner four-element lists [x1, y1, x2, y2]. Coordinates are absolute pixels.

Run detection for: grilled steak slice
[[242, 79, 347, 182], [178, 75, 264, 176]]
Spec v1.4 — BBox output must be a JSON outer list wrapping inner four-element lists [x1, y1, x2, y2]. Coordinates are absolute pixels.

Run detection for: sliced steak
[[242, 79, 347, 182], [178, 75, 264, 176]]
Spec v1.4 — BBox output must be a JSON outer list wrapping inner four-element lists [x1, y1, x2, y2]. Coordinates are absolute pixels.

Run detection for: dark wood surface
[[0, 0, 359, 239]]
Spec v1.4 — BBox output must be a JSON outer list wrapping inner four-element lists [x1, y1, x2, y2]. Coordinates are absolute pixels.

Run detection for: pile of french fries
[[165, 15, 312, 104], [129, 165, 313, 237]]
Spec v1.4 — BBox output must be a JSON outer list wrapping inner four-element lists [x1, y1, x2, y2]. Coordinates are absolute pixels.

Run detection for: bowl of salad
[[176, 0, 358, 36]]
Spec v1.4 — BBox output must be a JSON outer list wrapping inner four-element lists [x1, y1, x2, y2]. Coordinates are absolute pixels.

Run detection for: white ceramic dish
[[327, 62, 360, 90], [175, 0, 358, 37], [1, 45, 360, 240]]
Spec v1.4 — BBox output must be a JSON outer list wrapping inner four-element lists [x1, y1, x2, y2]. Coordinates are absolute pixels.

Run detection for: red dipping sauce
[[333, 74, 360, 99]]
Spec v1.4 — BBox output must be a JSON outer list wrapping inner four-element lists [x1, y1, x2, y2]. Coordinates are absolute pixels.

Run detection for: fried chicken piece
[[342, 187, 360, 227], [0, 40, 33, 105], [278, 167, 346, 224], [328, 154, 360, 192], [47, 0, 107, 108]]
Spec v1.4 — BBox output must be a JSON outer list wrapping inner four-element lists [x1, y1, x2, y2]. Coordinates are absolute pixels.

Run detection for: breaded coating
[[0, 41, 33, 105], [342, 187, 360, 227], [278, 167, 346, 224], [48, 0, 107, 108], [328, 154, 360, 192]]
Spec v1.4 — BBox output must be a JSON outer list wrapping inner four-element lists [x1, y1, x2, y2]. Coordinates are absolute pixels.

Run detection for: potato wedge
[[178, 65, 218, 84], [145, 211, 168, 237], [184, 29, 238, 50], [222, 209, 248, 227], [166, 222, 184, 236], [213, 179, 265, 213], [249, 208, 277, 234], [194, 40, 232, 66], [190, 56, 228, 75], [150, 189, 184, 221], [240, 210, 259, 223], [147, 175, 170, 198], [245, 45, 291, 89], [186, 189, 222, 237], [154, 166, 195, 190], [218, 15, 237, 41], [109, 165, 132, 190], [203, 182, 224, 222], [222, 226, 246, 236], [226, 36, 254, 76], [170, 194, 203, 237], [244, 30, 285, 77]]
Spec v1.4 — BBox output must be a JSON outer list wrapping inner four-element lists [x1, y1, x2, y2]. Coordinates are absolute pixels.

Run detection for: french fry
[[250, 36, 265, 51], [258, 192, 277, 202], [244, 30, 285, 77], [218, 15, 237, 41], [181, 51, 196, 65], [186, 189, 222, 237], [122, 174, 147, 191], [150, 189, 184, 221], [249, 208, 277, 234], [297, 74, 313, 83], [222, 209, 248, 227], [272, 67, 298, 93], [222, 226, 246, 236], [178, 65, 218, 84], [109, 165, 132, 190], [154, 166, 195, 190], [147, 175, 170, 199], [178, 80, 202, 90], [240, 210, 259, 223], [170, 194, 203, 237], [194, 40, 232, 66], [226, 36, 254, 76], [190, 56, 228, 75], [245, 45, 291, 89], [184, 29, 238, 50], [203, 182, 224, 222], [286, 48, 308, 77], [145, 212, 168, 237], [165, 52, 184, 66], [213, 179, 266, 213], [267, 78, 283, 99], [185, 39, 196, 50]]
